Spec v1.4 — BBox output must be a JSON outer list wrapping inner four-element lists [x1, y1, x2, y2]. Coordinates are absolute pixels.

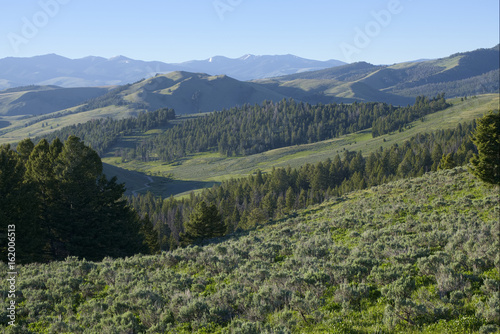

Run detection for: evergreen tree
[[25, 139, 63, 259], [181, 202, 224, 245], [431, 144, 443, 171], [470, 111, 500, 185], [438, 153, 456, 170], [12, 136, 148, 262], [16, 138, 34, 161], [140, 214, 160, 254], [0, 144, 46, 263], [285, 186, 296, 212]]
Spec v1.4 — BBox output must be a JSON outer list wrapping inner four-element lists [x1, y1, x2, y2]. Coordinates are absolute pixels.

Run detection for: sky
[[0, 0, 498, 64]]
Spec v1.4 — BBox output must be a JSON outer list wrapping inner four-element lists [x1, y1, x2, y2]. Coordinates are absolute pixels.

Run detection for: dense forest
[[0, 136, 158, 263], [38, 96, 448, 162], [129, 121, 478, 251], [33, 108, 175, 155], [131, 96, 448, 162]]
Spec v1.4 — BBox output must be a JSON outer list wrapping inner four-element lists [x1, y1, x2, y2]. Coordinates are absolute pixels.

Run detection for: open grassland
[[388, 55, 463, 71], [3, 168, 498, 333], [102, 94, 498, 197]]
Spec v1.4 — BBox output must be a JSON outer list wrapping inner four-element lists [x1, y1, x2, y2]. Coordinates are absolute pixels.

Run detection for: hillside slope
[[0, 85, 111, 116], [120, 71, 288, 114], [2, 167, 498, 333], [99, 93, 497, 198], [260, 45, 499, 102]]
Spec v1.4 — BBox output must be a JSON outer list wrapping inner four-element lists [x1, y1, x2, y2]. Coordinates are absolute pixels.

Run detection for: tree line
[[130, 121, 477, 251], [35, 95, 449, 162], [129, 96, 448, 162], [33, 108, 175, 156]]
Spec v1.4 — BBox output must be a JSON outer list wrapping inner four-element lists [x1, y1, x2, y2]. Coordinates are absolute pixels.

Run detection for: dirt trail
[[132, 175, 154, 196]]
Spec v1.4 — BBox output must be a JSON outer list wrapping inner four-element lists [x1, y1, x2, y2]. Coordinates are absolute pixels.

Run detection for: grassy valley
[[101, 94, 498, 198]]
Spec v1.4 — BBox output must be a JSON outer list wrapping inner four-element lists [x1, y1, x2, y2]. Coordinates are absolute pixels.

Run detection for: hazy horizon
[[1, 0, 498, 65]]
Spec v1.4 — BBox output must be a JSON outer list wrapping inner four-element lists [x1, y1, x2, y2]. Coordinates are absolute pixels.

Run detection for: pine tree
[[181, 201, 224, 245], [470, 111, 500, 185], [25, 139, 62, 259], [0, 145, 46, 263], [285, 186, 296, 212], [431, 144, 443, 171], [438, 153, 456, 170], [21, 136, 146, 261], [140, 214, 160, 254], [16, 138, 34, 161]]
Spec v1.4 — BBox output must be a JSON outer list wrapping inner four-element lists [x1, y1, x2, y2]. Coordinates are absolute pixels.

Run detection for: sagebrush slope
[[2, 167, 498, 333]]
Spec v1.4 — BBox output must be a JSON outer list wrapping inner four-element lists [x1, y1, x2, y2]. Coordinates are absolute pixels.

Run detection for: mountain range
[[0, 54, 345, 89], [0, 45, 498, 126]]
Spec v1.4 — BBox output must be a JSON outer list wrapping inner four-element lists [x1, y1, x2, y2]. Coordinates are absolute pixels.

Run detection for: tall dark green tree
[[0, 144, 46, 263], [470, 111, 500, 185], [6, 136, 149, 262], [140, 214, 160, 254], [54, 136, 146, 260], [24, 139, 62, 259], [181, 201, 224, 245]]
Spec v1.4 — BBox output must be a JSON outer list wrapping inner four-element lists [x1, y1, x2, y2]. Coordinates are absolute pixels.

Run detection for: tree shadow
[[102, 162, 219, 198]]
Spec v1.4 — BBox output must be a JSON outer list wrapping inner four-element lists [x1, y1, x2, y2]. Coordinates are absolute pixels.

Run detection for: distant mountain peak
[[239, 54, 255, 61], [0, 53, 347, 88], [109, 55, 132, 62]]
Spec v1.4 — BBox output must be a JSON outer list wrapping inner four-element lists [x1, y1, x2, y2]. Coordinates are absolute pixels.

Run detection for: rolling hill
[[258, 45, 499, 101], [99, 94, 498, 198], [0, 72, 289, 142], [0, 45, 497, 143], [0, 85, 112, 116], [117, 71, 288, 114]]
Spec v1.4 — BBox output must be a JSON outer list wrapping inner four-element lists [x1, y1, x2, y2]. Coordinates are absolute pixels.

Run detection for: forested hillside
[[1, 86, 497, 333], [128, 120, 478, 251], [1, 167, 498, 333], [41, 96, 449, 162], [33, 107, 176, 155]]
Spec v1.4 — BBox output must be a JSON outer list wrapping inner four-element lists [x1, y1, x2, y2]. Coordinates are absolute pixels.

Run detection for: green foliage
[[1, 168, 498, 332], [470, 110, 500, 185], [438, 153, 457, 170], [58, 96, 446, 163], [1, 136, 152, 263], [130, 121, 477, 250], [181, 202, 225, 245], [34, 107, 175, 156], [0, 143, 46, 262], [371, 94, 450, 137]]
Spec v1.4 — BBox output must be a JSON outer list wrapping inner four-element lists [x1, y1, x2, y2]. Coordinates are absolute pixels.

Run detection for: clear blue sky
[[0, 0, 498, 64]]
